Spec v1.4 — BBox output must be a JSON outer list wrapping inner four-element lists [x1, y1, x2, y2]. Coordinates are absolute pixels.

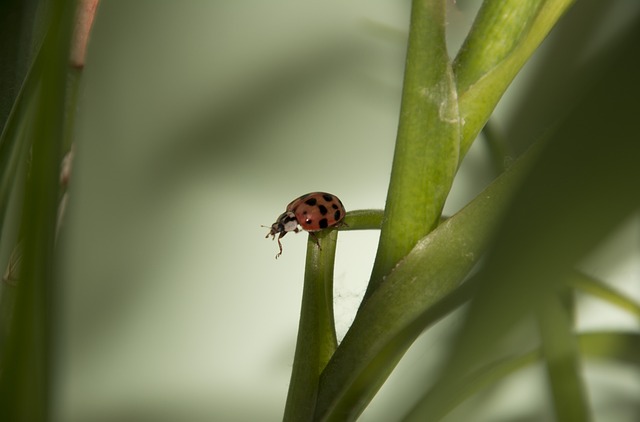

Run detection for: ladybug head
[[265, 211, 298, 239]]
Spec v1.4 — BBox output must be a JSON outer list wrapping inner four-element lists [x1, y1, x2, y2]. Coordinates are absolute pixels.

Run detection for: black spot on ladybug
[[334, 210, 341, 220], [306, 218, 313, 224], [318, 205, 328, 215], [305, 198, 317, 206], [331, 203, 338, 209], [319, 218, 329, 229], [322, 194, 333, 202]]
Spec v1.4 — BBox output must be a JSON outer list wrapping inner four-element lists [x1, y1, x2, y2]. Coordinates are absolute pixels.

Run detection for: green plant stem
[[313, 141, 539, 422], [0, 43, 45, 241], [481, 120, 510, 175], [283, 210, 384, 421], [404, 331, 640, 421], [366, 0, 459, 298], [569, 271, 640, 318], [579, 332, 640, 365], [536, 295, 590, 421], [283, 230, 339, 421], [0, 1, 75, 420], [341, 209, 383, 231], [454, 0, 576, 160], [404, 351, 539, 421]]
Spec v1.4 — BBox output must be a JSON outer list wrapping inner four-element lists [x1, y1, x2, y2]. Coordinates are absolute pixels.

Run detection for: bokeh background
[[54, 1, 639, 420]]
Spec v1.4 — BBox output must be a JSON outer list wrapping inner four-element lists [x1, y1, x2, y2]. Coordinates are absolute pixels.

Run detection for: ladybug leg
[[309, 232, 321, 250], [275, 233, 285, 259], [335, 221, 349, 229]]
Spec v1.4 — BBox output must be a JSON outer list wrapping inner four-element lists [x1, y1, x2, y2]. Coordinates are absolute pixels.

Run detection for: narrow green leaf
[[0, 43, 45, 240], [0, 0, 36, 131], [580, 332, 640, 365], [454, 0, 576, 159], [403, 351, 539, 421], [0, 1, 75, 420], [404, 331, 639, 421], [0, 2, 50, 380], [455, 0, 543, 91], [537, 295, 590, 422], [569, 271, 640, 318]]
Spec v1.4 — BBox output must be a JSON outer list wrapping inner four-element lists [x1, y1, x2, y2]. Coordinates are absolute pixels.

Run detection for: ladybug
[[266, 192, 346, 258]]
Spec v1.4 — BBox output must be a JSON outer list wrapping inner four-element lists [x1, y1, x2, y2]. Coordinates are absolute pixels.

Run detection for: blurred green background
[[37, 0, 640, 420]]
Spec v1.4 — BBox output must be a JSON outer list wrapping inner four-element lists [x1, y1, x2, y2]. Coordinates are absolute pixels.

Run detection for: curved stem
[[283, 229, 338, 421], [454, 0, 576, 160]]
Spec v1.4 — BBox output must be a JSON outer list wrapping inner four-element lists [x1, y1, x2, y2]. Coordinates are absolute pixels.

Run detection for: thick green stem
[[454, 0, 576, 160], [366, 0, 460, 298]]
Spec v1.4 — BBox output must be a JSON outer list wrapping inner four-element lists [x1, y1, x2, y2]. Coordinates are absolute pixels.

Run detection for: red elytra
[[265, 192, 346, 258]]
